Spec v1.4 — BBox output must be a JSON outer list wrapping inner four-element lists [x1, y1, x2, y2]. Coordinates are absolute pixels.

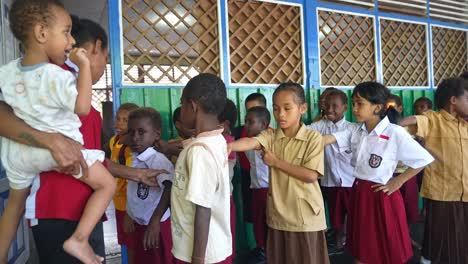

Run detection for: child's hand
[[143, 218, 161, 250], [262, 149, 278, 167], [69, 48, 89, 68], [372, 177, 403, 195], [123, 213, 135, 234]]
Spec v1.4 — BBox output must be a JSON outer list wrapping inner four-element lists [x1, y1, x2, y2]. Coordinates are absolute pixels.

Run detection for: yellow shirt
[[415, 110, 468, 202], [255, 124, 326, 232], [109, 135, 133, 211]]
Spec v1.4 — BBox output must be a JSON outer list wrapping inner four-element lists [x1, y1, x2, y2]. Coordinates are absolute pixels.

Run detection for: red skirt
[[115, 209, 130, 245], [229, 196, 236, 261], [126, 219, 173, 264], [398, 175, 420, 223], [323, 187, 351, 231], [251, 188, 268, 249], [346, 179, 412, 264]]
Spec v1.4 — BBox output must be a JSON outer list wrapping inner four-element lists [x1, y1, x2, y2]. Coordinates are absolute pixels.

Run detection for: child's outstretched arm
[[192, 205, 211, 264], [399, 116, 417, 127], [262, 149, 319, 183], [69, 48, 92, 116], [228, 137, 261, 153], [144, 181, 172, 250]]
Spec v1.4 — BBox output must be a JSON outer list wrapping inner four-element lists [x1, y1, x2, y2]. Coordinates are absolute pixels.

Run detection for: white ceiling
[[63, 0, 109, 33]]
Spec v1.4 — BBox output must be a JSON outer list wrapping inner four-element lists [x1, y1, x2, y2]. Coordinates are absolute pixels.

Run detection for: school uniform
[[414, 110, 468, 263], [393, 164, 420, 223], [126, 147, 174, 264], [308, 118, 356, 232], [333, 116, 434, 264], [171, 129, 232, 264], [224, 134, 237, 262], [245, 149, 269, 249], [109, 135, 133, 245], [255, 124, 329, 264]]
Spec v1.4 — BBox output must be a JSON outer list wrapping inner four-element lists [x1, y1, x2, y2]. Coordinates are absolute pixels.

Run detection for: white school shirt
[[332, 116, 434, 184], [126, 147, 174, 225], [171, 129, 232, 263], [307, 118, 357, 187], [245, 150, 269, 189]]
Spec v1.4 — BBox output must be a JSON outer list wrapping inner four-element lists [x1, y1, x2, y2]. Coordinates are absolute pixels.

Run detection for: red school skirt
[[251, 188, 268, 249], [115, 209, 130, 245], [126, 219, 173, 264], [346, 179, 412, 264], [394, 173, 420, 223], [323, 186, 352, 231]]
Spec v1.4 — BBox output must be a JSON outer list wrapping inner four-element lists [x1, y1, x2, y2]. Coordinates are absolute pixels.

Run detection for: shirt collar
[[326, 117, 346, 128], [360, 116, 390, 136], [196, 127, 224, 138], [439, 109, 459, 122], [135, 147, 158, 162], [274, 123, 308, 141]]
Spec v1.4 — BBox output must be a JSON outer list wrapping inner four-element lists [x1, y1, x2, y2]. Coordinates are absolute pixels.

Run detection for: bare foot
[[63, 237, 103, 264]]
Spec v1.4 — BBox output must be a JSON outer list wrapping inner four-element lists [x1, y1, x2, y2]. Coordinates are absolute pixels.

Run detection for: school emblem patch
[[369, 154, 382, 168], [137, 183, 149, 200]]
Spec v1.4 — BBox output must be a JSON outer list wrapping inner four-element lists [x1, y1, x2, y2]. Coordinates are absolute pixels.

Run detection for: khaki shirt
[[255, 124, 326, 232], [416, 110, 468, 202]]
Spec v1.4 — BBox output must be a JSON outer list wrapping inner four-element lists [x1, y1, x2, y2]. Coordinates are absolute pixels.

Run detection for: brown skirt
[[267, 228, 329, 264], [422, 199, 468, 264]]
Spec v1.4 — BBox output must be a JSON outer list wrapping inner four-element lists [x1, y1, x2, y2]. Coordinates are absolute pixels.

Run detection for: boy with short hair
[[413, 97, 433, 115]]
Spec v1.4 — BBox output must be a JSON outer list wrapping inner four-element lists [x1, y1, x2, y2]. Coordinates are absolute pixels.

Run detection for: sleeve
[[254, 129, 274, 151], [48, 69, 78, 112], [332, 128, 353, 151], [147, 155, 175, 187], [302, 131, 325, 176], [414, 112, 431, 138], [185, 146, 218, 208], [396, 127, 434, 169]]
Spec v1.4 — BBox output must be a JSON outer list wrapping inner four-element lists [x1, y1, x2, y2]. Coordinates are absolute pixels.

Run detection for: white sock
[[420, 256, 431, 264]]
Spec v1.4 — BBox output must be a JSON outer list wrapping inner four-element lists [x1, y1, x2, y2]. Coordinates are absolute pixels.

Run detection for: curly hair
[[9, 0, 65, 43]]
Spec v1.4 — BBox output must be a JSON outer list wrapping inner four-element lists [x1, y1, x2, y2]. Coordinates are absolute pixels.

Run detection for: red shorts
[[347, 179, 412, 264], [323, 187, 351, 231], [126, 219, 173, 264], [251, 188, 268, 248], [115, 209, 130, 245]]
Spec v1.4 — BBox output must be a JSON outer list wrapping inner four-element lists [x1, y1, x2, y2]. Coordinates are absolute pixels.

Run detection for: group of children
[[0, 1, 466, 264]]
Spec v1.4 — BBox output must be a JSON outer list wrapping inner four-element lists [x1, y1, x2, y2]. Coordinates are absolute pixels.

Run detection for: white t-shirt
[[0, 59, 83, 143], [333, 117, 434, 184], [127, 147, 174, 225], [245, 149, 269, 189], [307, 118, 357, 187], [171, 129, 232, 263]]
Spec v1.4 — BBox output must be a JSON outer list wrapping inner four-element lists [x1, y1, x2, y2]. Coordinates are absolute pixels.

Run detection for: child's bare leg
[[63, 162, 116, 264], [0, 188, 29, 264]]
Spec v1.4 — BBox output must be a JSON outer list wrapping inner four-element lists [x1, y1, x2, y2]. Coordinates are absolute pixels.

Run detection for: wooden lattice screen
[[319, 10, 376, 86], [381, 20, 428, 86], [228, 0, 304, 84], [121, 0, 220, 84], [432, 27, 468, 85]]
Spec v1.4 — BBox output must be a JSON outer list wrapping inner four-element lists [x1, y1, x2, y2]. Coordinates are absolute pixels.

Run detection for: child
[[400, 77, 468, 264], [0, 1, 116, 263], [413, 97, 432, 115], [123, 107, 174, 264], [171, 73, 232, 264], [387, 94, 403, 114], [168, 107, 195, 165], [233, 93, 267, 223], [312, 87, 338, 122], [307, 89, 356, 253], [109, 103, 138, 251], [322, 81, 434, 264], [229, 83, 329, 264], [243, 106, 270, 259], [218, 99, 238, 262]]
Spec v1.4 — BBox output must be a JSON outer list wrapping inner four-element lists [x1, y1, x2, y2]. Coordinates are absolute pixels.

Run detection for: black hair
[[9, 0, 65, 43], [71, 15, 108, 51], [118, 103, 139, 112], [182, 73, 227, 115], [245, 93, 267, 106], [246, 106, 271, 126], [461, 71, 468, 80], [326, 89, 348, 105], [321, 87, 339, 98], [352, 81, 401, 124], [434, 77, 468, 109], [388, 94, 403, 106], [413, 97, 433, 109], [172, 107, 181, 124], [128, 107, 162, 131], [218, 99, 238, 130], [273, 82, 306, 104]]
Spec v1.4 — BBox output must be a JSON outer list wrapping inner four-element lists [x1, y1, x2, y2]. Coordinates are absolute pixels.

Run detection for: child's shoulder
[[0, 59, 20, 76], [141, 147, 174, 170]]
